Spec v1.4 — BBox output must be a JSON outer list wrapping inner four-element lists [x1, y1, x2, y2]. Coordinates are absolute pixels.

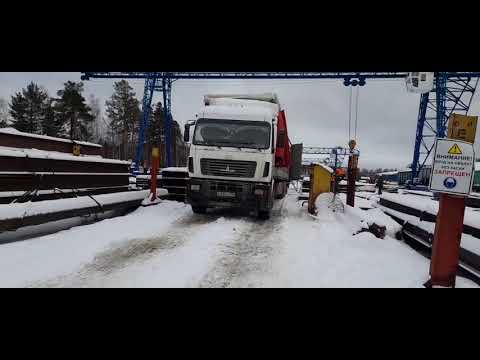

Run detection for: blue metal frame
[[411, 92, 429, 180], [303, 147, 357, 168], [303, 147, 353, 156], [81, 72, 408, 80], [81, 72, 480, 176], [410, 74, 479, 180], [134, 74, 156, 174], [161, 76, 173, 167], [81, 72, 480, 81]]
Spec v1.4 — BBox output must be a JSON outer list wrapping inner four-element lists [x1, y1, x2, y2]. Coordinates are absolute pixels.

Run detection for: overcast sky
[[1, 72, 479, 169]]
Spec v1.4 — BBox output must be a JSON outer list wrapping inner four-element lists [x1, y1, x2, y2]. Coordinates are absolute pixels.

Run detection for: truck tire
[[191, 205, 207, 214], [274, 182, 287, 199], [258, 210, 271, 220], [275, 191, 286, 200]]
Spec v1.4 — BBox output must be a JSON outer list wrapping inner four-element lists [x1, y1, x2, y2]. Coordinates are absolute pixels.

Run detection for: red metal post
[[150, 147, 159, 202], [428, 195, 466, 287], [427, 114, 477, 288]]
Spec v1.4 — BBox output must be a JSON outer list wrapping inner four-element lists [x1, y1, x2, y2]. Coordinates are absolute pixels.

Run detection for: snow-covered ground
[[379, 193, 480, 231], [0, 189, 476, 288], [338, 193, 375, 209], [374, 201, 480, 256]]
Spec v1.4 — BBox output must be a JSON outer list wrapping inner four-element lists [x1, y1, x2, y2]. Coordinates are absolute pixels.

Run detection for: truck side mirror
[[184, 120, 196, 143]]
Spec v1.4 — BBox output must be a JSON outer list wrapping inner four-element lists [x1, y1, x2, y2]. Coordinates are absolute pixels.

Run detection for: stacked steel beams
[[0, 129, 131, 203]]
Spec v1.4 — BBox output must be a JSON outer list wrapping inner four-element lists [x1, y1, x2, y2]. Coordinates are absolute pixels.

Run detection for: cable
[[87, 193, 104, 215], [355, 87, 359, 139], [348, 87, 352, 140]]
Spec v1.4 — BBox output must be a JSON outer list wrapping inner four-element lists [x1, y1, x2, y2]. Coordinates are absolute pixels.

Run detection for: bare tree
[[0, 98, 10, 127], [87, 94, 106, 143]]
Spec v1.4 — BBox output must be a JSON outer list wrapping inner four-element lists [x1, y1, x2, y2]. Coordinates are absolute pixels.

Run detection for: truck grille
[[200, 159, 257, 178]]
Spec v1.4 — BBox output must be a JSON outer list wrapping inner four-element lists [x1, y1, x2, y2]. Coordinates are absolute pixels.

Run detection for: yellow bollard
[[308, 164, 334, 214]]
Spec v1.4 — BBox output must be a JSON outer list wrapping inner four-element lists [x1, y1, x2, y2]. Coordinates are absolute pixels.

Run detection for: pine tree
[[9, 82, 49, 134], [149, 102, 164, 147], [41, 99, 63, 137], [55, 81, 94, 141], [105, 80, 140, 160], [172, 120, 187, 166]]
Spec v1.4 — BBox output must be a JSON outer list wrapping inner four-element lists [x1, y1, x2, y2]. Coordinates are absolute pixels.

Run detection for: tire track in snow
[[198, 198, 288, 288], [30, 212, 224, 288]]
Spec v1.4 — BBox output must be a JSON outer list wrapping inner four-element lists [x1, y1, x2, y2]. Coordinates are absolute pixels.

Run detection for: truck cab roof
[[204, 93, 280, 106], [197, 103, 278, 122]]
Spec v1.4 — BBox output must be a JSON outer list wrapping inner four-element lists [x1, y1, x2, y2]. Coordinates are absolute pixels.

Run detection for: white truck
[[183, 93, 302, 219]]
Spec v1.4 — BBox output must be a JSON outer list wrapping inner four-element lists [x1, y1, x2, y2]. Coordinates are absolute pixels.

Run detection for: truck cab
[[184, 93, 297, 219]]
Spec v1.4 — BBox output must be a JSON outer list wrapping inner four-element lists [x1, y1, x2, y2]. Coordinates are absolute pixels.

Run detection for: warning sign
[[448, 143, 463, 155], [429, 139, 475, 196]]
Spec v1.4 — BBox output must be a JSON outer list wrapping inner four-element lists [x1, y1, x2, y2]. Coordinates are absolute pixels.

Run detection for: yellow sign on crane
[[72, 144, 81, 156], [447, 114, 478, 144]]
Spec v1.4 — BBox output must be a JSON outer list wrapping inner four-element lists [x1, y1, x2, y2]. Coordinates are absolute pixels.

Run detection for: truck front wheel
[[274, 181, 287, 199], [258, 210, 271, 220], [191, 205, 207, 214]]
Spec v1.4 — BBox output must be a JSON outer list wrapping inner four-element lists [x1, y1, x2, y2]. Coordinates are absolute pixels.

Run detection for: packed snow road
[[0, 190, 477, 288], [35, 199, 289, 288]]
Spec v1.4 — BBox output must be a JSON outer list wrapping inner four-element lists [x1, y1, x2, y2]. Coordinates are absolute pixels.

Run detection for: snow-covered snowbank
[[338, 193, 374, 209], [315, 193, 402, 238], [278, 196, 476, 288], [374, 202, 480, 256], [0, 190, 152, 220], [380, 193, 480, 230], [0, 200, 191, 287], [0, 127, 102, 148], [0, 145, 130, 165]]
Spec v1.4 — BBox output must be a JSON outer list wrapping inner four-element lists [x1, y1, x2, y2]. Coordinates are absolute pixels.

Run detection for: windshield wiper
[[210, 140, 232, 148], [235, 141, 256, 145], [199, 140, 264, 149], [235, 142, 265, 149]]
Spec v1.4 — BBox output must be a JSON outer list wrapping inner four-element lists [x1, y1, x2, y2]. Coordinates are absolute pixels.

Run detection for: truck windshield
[[193, 119, 271, 149]]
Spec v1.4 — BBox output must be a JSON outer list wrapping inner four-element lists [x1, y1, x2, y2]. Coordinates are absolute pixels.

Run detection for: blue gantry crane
[[81, 72, 480, 180]]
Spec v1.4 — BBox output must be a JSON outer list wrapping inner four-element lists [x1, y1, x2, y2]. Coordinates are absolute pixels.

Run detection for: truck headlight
[[191, 184, 201, 191], [188, 157, 194, 172], [263, 162, 270, 177], [254, 189, 264, 196]]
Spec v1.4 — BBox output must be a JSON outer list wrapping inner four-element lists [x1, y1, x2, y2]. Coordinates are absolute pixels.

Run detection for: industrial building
[[377, 171, 399, 183], [474, 163, 480, 193], [398, 166, 432, 186]]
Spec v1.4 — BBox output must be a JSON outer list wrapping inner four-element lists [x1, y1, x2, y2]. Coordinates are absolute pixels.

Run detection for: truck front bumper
[[186, 178, 272, 211]]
